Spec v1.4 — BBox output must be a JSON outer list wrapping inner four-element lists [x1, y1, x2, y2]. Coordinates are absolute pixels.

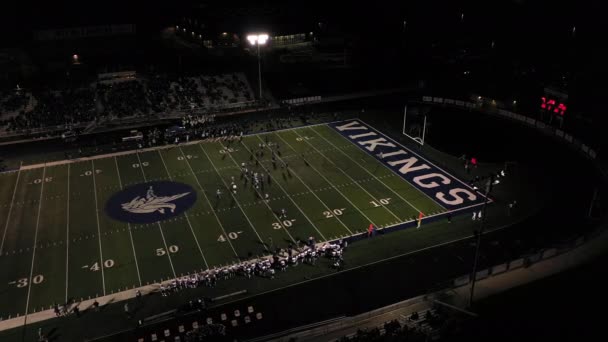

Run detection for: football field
[[0, 120, 486, 320]]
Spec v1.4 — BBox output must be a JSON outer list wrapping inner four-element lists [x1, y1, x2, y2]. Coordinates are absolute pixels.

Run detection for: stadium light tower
[[247, 33, 269, 100], [468, 178, 493, 308]]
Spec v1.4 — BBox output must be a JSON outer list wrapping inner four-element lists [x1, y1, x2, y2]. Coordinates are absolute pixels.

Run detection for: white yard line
[[241, 137, 328, 240], [274, 132, 379, 228], [91, 160, 107, 295], [218, 219, 514, 311], [311, 126, 425, 214], [219, 141, 298, 244], [0, 213, 519, 332], [23, 166, 46, 322], [243, 119, 347, 138], [157, 150, 209, 270], [135, 152, 177, 279], [0, 166, 21, 255], [65, 164, 70, 302], [270, 134, 354, 235], [294, 129, 403, 222], [197, 144, 267, 245], [114, 157, 142, 287], [178, 146, 239, 257]]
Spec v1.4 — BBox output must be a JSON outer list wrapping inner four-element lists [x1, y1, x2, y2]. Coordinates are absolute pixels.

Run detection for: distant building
[[173, 2, 315, 49], [33, 24, 136, 41]]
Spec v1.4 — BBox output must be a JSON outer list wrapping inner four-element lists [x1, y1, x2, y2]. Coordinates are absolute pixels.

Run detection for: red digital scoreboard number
[[541, 97, 567, 116]]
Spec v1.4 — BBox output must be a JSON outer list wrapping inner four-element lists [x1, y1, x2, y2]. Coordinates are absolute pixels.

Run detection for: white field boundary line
[[243, 136, 328, 240], [113, 157, 143, 287], [91, 160, 107, 296], [0, 200, 516, 332], [0, 169, 19, 175], [16, 142, 350, 173], [0, 120, 508, 331], [17, 118, 352, 171], [292, 128, 403, 223], [15, 146, 339, 174], [65, 163, 71, 302], [135, 152, 177, 279], [306, 164, 484, 232], [0, 166, 21, 254], [372, 201, 486, 233], [197, 143, 267, 247], [241, 118, 349, 138], [178, 146, 239, 258], [311, 126, 425, 214], [216, 141, 298, 244], [321, 122, 449, 212], [358, 119, 492, 203], [208, 212, 521, 312], [23, 165, 46, 324], [275, 131, 379, 228], [271, 133, 354, 235], [157, 150, 209, 270]]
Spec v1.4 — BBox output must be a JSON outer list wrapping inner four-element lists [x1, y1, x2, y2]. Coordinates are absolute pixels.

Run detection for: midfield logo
[[121, 186, 190, 214], [106, 181, 197, 223]]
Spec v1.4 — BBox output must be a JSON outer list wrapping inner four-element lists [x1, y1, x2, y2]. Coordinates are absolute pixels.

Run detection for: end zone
[[326, 119, 491, 244]]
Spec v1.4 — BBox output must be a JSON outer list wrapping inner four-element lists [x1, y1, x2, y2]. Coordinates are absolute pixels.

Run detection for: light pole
[[247, 34, 269, 101], [468, 177, 492, 308]]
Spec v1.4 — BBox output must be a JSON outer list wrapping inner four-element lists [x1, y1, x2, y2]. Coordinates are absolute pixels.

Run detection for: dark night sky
[[2, 0, 604, 33], [1, 0, 606, 87]]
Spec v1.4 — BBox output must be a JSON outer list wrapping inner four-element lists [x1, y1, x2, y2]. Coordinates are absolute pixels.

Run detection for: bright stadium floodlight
[[247, 33, 269, 100], [257, 34, 269, 44], [247, 34, 268, 46]]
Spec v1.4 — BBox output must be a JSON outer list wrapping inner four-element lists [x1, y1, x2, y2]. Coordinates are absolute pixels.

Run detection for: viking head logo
[[121, 186, 191, 214]]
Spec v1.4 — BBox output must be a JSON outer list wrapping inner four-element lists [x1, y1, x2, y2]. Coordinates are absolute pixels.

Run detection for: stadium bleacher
[[5, 88, 96, 130], [0, 72, 257, 134], [333, 308, 445, 342]]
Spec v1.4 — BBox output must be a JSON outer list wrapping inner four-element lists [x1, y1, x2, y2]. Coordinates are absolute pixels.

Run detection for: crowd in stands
[[97, 80, 150, 118], [0, 72, 257, 133], [145, 75, 174, 114], [0, 89, 29, 113], [337, 308, 449, 342], [144, 240, 346, 342], [201, 73, 253, 105], [5, 88, 96, 131], [172, 76, 206, 110], [0, 90, 29, 129], [338, 321, 427, 342], [183, 324, 227, 341]]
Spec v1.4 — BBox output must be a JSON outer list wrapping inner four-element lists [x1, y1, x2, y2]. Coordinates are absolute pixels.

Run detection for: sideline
[[17, 119, 346, 171], [0, 214, 523, 332], [267, 220, 608, 342]]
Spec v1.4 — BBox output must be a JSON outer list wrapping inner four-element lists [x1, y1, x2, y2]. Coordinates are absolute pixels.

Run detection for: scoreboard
[[540, 96, 567, 116], [541, 87, 568, 117]]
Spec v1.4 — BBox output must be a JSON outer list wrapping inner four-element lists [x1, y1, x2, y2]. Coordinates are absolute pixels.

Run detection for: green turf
[[0, 123, 447, 319]]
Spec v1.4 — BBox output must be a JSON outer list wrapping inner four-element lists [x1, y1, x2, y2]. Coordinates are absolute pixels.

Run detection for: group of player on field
[[214, 136, 293, 219], [159, 238, 347, 297]]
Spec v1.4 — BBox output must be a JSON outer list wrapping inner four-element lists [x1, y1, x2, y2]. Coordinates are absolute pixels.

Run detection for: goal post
[[402, 105, 426, 146]]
